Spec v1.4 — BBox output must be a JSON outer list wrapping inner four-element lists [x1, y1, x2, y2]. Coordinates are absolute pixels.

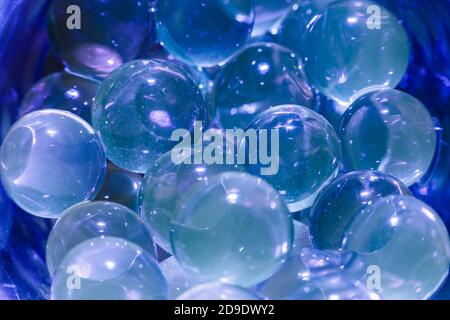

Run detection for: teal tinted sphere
[[92, 59, 207, 173], [95, 163, 142, 212], [0, 110, 106, 218], [19, 72, 98, 123], [160, 256, 204, 299], [292, 221, 313, 255], [47, 0, 152, 78], [340, 89, 437, 187], [177, 283, 259, 300], [342, 196, 450, 300], [243, 105, 341, 212], [155, 0, 254, 67], [302, 0, 410, 104], [46, 201, 156, 276], [252, 0, 294, 37], [51, 237, 167, 300], [171, 172, 293, 287], [310, 171, 411, 250], [213, 43, 315, 130]]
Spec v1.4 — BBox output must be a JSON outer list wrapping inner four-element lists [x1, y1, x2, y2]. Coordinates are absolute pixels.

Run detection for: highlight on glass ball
[[0, 0, 450, 303]]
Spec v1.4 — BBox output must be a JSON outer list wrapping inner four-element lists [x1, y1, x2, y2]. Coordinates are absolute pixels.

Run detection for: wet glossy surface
[[177, 283, 259, 300], [160, 256, 203, 299], [252, 0, 294, 37]]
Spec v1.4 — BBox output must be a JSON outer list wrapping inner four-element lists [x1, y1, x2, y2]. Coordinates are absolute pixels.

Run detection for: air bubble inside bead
[[51, 237, 166, 300], [0, 110, 106, 218], [46, 201, 156, 275], [171, 172, 293, 287], [302, 0, 410, 104], [339, 89, 437, 187]]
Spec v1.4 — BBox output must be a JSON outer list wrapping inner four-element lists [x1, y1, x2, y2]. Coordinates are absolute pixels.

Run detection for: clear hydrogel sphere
[[46, 201, 156, 276], [252, 0, 294, 37], [342, 195, 450, 300], [302, 0, 410, 104], [47, 0, 152, 78], [155, 0, 255, 67], [339, 89, 437, 187], [0, 110, 106, 218], [177, 283, 259, 300], [242, 105, 341, 212], [171, 172, 293, 287], [94, 163, 143, 212], [92, 59, 207, 174], [212, 42, 315, 130], [51, 237, 167, 300], [19, 72, 98, 123], [310, 170, 412, 250]]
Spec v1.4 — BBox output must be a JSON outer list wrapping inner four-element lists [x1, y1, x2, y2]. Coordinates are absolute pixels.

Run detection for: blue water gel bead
[[177, 283, 259, 300], [171, 172, 293, 287], [310, 170, 411, 250], [252, 0, 294, 37], [0, 183, 13, 250], [94, 163, 142, 212], [0, 110, 106, 218], [272, 0, 336, 56], [302, 0, 410, 104], [242, 105, 341, 212], [212, 43, 315, 130], [155, 0, 255, 67], [342, 195, 450, 300], [47, 0, 152, 78], [51, 237, 167, 300], [339, 89, 437, 187], [292, 221, 313, 255], [46, 201, 156, 276], [92, 59, 207, 174], [19, 72, 98, 123], [160, 256, 204, 299]]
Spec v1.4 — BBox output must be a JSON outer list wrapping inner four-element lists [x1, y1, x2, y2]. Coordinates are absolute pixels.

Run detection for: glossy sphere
[[292, 221, 313, 255], [46, 201, 156, 275], [310, 171, 411, 250], [177, 283, 259, 300], [155, 0, 254, 67], [343, 196, 450, 300], [47, 0, 151, 78], [92, 59, 207, 173], [302, 0, 410, 104], [160, 256, 203, 299], [243, 105, 341, 212], [171, 172, 293, 287], [213, 43, 315, 129], [0, 110, 106, 218], [95, 164, 142, 212], [340, 89, 437, 187], [252, 0, 294, 37], [51, 237, 167, 300], [19, 72, 98, 123]]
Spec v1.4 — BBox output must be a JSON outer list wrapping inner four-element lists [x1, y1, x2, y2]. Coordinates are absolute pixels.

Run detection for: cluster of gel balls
[[0, 0, 449, 300]]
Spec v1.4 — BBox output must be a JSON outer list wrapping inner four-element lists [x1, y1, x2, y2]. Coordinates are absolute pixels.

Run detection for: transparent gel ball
[[0, 110, 106, 218], [47, 0, 151, 78], [213, 43, 315, 129], [273, 0, 337, 56], [310, 170, 411, 250], [92, 59, 207, 174], [177, 283, 259, 300], [94, 163, 142, 212], [342, 195, 450, 300], [51, 237, 166, 300], [46, 201, 156, 276], [171, 172, 293, 287], [340, 89, 437, 187], [160, 256, 204, 299], [252, 0, 294, 37], [140, 134, 243, 253], [19, 72, 98, 123], [243, 105, 341, 212], [155, 0, 254, 67], [302, 0, 410, 104], [292, 221, 313, 255]]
